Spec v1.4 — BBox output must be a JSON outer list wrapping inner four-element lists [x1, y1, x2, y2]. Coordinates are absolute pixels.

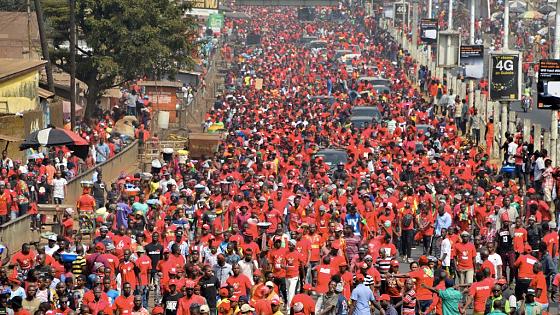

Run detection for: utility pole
[[499, 0, 510, 163], [26, 0, 31, 60], [468, 0, 475, 112], [551, 0, 560, 165], [69, 0, 76, 130], [503, 0, 509, 51], [35, 0, 55, 93], [427, 0, 432, 74]]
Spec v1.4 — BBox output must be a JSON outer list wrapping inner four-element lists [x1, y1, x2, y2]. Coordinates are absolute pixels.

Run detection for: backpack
[[402, 214, 414, 228]]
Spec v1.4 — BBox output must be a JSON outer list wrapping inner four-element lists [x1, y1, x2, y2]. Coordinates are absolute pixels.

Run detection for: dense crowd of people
[[1, 1, 560, 315]]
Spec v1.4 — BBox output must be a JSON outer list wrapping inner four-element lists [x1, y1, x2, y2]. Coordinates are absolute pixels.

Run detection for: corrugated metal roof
[[0, 59, 46, 83]]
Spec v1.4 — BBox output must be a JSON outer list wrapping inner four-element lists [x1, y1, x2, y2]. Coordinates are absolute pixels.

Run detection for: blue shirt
[[435, 212, 452, 236], [350, 283, 375, 314], [345, 213, 362, 236]]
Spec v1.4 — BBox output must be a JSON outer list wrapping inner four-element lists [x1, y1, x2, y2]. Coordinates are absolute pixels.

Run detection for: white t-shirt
[[52, 177, 67, 199], [440, 238, 452, 266], [488, 253, 503, 279]]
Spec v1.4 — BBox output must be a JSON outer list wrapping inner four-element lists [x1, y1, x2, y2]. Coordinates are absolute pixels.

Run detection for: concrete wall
[[0, 71, 40, 114], [63, 140, 139, 207], [0, 214, 40, 254]]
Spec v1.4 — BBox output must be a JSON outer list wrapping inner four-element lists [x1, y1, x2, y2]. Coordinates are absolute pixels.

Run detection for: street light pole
[[551, 0, 560, 165], [468, 0, 475, 112]]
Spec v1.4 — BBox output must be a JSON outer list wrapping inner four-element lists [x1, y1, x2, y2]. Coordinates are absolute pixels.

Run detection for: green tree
[[43, 0, 197, 117]]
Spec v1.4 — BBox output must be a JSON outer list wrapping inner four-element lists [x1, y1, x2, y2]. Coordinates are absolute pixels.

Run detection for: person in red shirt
[[10, 243, 36, 272], [514, 244, 538, 300], [285, 239, 305, 307], [407, 256, 434, 313], [113, 282, 134, 315], [530, 261, 548, 307], [453, 231, 476, 285], [513, 217, 528, 254], [119, 250, 139, 290], [463, 269, 495, 314], [87, 286, 113, 315], [134, 246, 152, 308], [77, 187, 96, 212], [291, 284, 316, 315], [314, 256, 335, 294], [176, 280, 206, 315], [226, 263, 252, 299], [0, 182, 12, 224], [267, 237, 287, 294]]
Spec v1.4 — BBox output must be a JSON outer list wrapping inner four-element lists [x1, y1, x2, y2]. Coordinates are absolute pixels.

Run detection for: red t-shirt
[[268, 247, 287, 278], [453, 242, 476, 270], [286, 250, 305, 278], [530, 272, 548, 304], [515, 254, 538, 278], [226, 274, 252, 297], [11, 251, 36, 270], [135, 255, 152, 286], [468, 277, 495, 312], [291, 293, 316, 315], [513, 228, 528, 253], [315, 263, 335, 294], [119, 261, 137, 289], [408, 267, 434, 300], [113, 295, 134, 315]]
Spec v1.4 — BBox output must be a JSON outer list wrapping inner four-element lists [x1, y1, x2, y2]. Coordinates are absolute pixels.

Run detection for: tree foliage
[[43, 0, 197, 117]]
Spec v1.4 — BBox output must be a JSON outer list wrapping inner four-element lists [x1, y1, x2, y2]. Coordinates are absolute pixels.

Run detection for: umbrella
[[20, 127, 89, 159], [509, 0, 527, 11], [491, 12, 503, 21], [539, 4, 555, 14], [520, 10, 545, 19], [537, 27, 549, 35]]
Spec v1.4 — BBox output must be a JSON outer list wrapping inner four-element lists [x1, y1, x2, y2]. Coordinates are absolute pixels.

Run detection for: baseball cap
[[135, 246, 145, 253], [199, 305, 210, 313], [169, 279, 178, 286], [265, 281, 274, 287], [219, 288, 229, 296], [240, 304, 255, 313], [550, 222, 557, 229], [497, 278, 508, 285], [185, 280, 196, 289], [390, 260, 400, 267], [378, 294, 391, 301], [271, 298, 281, 305], [527, 287, 536, 295], [151, 306, 164, 315], [302, 283, 313, 290]]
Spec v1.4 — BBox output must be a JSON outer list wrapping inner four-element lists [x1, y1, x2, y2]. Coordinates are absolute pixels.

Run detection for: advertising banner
[[537, 59, 560, 109], [436, 31, 460, 67], [420, 18, 438, 43], [394, 2, 409, 25], [189, 0, 219, 9], [489, 53, 522, 101], [460, 45, 484, 79], [384, 4, 394, 19], [207, 13, 224, 33]]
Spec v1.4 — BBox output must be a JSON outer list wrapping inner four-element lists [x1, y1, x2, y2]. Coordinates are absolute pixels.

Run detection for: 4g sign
[[393, 2, 409, 25], [489, 53, 522, 101]]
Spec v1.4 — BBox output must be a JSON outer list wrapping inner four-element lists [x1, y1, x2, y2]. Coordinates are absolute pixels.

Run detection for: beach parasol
[[520, 10, 545, 19], [20, 127, 89, 159]]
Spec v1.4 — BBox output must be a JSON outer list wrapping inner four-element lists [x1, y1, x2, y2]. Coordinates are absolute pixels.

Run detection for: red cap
[[202, 224, 210, 230], [418, 255, 429, 265], [95, 243, 105, 251], [219, 288, 229, 296], [390, 260, 400, 267], [185, 280, 196, 289], [497, 278, 508, 285], [378, 294, 391, 301], [355, 273, 365, 282], [524, 244, 533, 253], [302, 283, 313, 290], [152, 306, 164, 315], [253, 269, 262, 276], [527, 188, 536, 194], [230, 295, 239, 302], [169, 279, 179, 286]]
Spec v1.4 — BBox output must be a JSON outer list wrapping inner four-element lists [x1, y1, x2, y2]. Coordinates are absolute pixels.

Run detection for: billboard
[[489, 53, 522, 101], [189, 0, 219, 9], [394, 2, 409, 25], [207, 13, 224, 33], [537, 59, 560, 109], [436, 31, 460, 67], [420, 19, 438, 43], [384, 4, 394, 19], [460, 45, 484, 79]]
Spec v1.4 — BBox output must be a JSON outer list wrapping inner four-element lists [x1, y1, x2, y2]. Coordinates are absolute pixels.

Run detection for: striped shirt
[[72, 256, 86, 275]]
